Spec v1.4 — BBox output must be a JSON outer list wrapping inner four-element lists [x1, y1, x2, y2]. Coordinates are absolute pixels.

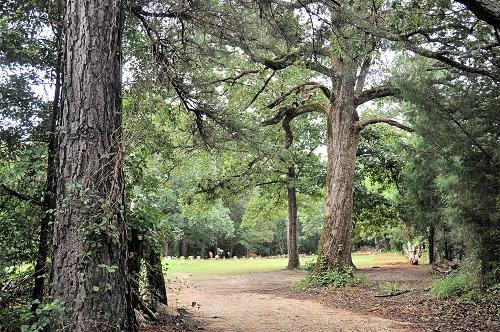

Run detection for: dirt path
[[169, 270, 421, 332]]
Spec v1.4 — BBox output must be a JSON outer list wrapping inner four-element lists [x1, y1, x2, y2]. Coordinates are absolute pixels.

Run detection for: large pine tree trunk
[[49, 0, 135, 330], [287, 167, 300, 269], [316, 68, 360, 271]]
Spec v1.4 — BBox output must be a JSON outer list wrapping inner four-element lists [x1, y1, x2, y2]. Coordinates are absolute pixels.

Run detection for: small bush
[[313, 267, 355, 287], [21, 300, 66, 332], [380, 282, 400, 294], [432, 273, 473, 299], [300, 259, 316, 272], [295, 267, 360, 290]]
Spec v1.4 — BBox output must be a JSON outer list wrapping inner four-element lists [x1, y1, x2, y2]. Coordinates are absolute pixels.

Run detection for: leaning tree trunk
[[286, 167, 300, 269], [316, 66, 360, 272], [49, 0, 136, 330]]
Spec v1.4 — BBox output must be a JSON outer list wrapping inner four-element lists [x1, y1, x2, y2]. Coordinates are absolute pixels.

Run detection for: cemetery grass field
[[163, 252, 408, 277]]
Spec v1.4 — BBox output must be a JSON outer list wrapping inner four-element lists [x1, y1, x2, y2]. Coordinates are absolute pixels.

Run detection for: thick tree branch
[[356, 118, 414, 132], [262, 103, 327, 148], [456, 0, 500, 28], [354, 86, 397, 106], [355, 57, 372, 95]]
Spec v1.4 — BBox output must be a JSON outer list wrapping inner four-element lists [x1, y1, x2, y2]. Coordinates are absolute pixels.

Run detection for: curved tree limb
[[354, 86, 397, 106], [356, 118, 414, 132], [262, 103, 328, 127]]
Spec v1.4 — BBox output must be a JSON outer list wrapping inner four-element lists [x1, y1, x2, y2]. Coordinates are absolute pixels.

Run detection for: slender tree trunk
[[443, 226, 453, 261], [428, 225, 436, 264], [200, 242, 205, 258], [146, 249, 168, 308], [128, 227, 143, 310], [316, 66, 360, 271], [49, 1, 136, 330], [286, 167, 300, 269], [31, 26, 62, 310], [181, 236, 188, 257], [164, 240, 169, 256], [383, 235, 391, 252]]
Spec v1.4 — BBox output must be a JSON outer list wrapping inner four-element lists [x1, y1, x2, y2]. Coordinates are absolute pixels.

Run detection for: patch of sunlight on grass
[[163, 251, 408, 278], [164, 257, 290, 278], [354, 252, 408, 267]]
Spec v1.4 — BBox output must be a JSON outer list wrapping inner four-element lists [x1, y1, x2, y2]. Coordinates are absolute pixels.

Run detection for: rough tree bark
[[286, 166, 300, 269], [316, 66, 360, 271], [49, 0, 136, 330]]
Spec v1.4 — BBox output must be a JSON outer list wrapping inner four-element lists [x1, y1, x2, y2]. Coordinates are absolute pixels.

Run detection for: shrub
[[21, 300, 66, 332], [380, 282, 400, 293], [313, 267, 355, 288], [295, 267, 360, 290], [431, 273, 473, 299], [300, 259, 316, 272]]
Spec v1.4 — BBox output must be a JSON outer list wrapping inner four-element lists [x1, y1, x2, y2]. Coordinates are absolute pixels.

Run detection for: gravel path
[[169, 269, 421, 332]]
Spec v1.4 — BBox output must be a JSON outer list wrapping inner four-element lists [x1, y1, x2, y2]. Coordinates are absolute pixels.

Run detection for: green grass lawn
[[163, 252, 408, 278]]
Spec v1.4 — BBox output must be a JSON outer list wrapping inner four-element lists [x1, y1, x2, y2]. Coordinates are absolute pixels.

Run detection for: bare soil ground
[[166, 269, 419, 331], [281, 265, 499, 332], [143, 264, 499, 332]]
